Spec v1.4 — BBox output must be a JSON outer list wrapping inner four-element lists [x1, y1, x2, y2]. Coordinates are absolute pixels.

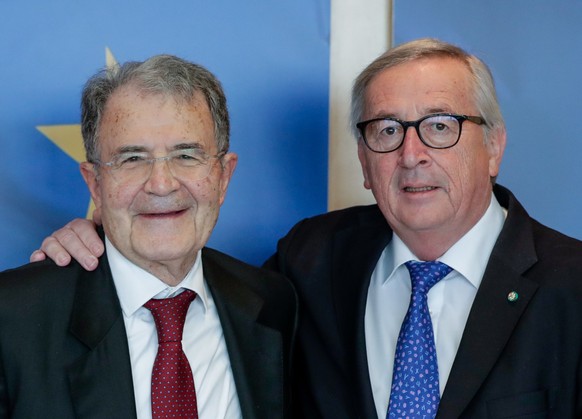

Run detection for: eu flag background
[[0, 0, 330, 270], [4, 1, 582, 272]]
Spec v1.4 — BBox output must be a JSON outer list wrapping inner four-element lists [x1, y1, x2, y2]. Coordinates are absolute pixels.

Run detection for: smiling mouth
[[140, 209, 186, 218], [403, 186, 438, 192]]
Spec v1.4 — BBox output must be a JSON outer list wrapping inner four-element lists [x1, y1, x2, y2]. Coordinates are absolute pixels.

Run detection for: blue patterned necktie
[[387, 260, 453, 419]]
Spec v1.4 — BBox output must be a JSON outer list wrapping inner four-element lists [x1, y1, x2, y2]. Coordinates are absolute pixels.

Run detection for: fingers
[[66, 218, 105, 257], [39, 219, 104, 271], [38, 236, 74, 267], [29, 249, 48, 263]]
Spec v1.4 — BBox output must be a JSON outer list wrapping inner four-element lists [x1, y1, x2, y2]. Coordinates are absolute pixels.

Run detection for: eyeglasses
[[356, 113, 486, 153], [93, 148, 225, 184]]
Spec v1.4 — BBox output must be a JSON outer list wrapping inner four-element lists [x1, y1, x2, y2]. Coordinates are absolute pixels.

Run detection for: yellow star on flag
[[37, 48, 118, 218]]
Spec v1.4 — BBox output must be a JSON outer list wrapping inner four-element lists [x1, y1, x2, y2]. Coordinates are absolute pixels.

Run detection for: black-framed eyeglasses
[[356, 113, 486, 153]]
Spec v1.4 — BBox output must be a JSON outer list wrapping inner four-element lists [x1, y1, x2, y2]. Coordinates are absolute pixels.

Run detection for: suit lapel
[[67, 255, 137, 419], [331, 206, 392, 418], [438, 186, 540, 418], [202, 250, 284, 419]]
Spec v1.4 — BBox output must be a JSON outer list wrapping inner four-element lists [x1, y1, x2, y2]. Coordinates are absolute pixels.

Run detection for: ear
[[357, 140, 372, 190], [217, 152, 238, 206], [486, 126, 507, 178], [80, 162, 102, 209]]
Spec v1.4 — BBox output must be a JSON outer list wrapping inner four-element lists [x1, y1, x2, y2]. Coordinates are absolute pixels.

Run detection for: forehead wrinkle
[[365, 59, 474, 121], [366, 106, 455, 122], [421, 105, 457, 115], [364, 87, 459, 120], [369, 110, 398, 120]]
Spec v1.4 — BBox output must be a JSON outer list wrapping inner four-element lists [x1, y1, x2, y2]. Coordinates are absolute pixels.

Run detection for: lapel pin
[[507, 291, 519, 302]]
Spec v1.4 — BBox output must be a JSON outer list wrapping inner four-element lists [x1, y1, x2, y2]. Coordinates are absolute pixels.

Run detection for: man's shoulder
[[0, 259, 82, 291], [202, 246, 278, 276], [264, 204, 391, 277], [202, 247, 296, 296], [201, 247, 298, 336], [498, 184, 582, 255], [497, 185, 582, 290], [529, 218, 582, 263], [305, 203, 383, 224], [0, 259, 89, 325], [286, 204, 387, 239]]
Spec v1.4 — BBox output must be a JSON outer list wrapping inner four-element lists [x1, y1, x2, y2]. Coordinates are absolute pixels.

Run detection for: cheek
[[191, 180, 215, 200], [101, 181, 140, 211], [368, 158, 398, 190], [190, 173, 225, 204], [180, 187, 219, 223], [446, 147, 491, 196]]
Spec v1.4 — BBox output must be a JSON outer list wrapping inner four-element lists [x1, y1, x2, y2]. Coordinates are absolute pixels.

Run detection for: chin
[[132, 234, 196, 257], [398, 213, 450, 232], [138, 247, 197, 265]]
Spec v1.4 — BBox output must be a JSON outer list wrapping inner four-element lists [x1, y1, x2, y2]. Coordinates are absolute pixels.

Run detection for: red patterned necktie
[[144, 289, 198, 419]]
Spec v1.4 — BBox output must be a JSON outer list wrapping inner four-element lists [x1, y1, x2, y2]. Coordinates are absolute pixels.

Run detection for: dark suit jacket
[[266, 184, 582, 418], [0, 247, 297, 419]]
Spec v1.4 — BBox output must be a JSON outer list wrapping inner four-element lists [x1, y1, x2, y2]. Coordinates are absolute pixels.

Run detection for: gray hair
[[351, 38, 505, 142], [81, 54, 229, 163]]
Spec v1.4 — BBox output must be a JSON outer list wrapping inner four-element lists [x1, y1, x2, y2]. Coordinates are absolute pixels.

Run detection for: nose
[[143, 157, 180, 195], [398, 126, 430, 168]]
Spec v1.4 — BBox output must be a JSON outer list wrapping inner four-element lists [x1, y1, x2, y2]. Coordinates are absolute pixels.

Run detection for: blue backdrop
[[0, 0, 330, 270], [394, 0, 582, 243], [3, 2, 582, 271]]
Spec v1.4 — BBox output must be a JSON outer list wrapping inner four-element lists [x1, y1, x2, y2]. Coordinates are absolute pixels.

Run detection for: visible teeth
[[404, 186, 436, 192]]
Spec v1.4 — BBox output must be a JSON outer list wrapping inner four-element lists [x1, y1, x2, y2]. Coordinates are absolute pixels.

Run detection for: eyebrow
[[173, 142, 205, 151], [423, 107, 453, 115], [112, 141, 205, 155]]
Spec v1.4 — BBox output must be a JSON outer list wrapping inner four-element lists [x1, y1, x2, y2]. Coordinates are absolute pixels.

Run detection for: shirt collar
[[386, 192, 507, 288], [105, 237, 209, 317], [439, 194, 507, 288]]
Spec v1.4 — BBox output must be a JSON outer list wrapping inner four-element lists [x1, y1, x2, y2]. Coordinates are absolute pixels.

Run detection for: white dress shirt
[[106, 238, 242, 419], [365, 193, 507, 418]]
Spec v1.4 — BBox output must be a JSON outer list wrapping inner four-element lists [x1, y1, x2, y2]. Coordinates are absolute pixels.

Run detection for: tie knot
[[144, 289, 196, 343], [404, 260, 452, 294]]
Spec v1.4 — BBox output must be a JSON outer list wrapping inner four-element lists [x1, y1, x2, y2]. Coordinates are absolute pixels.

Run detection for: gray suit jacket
[[0, 246, 297, 419]]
